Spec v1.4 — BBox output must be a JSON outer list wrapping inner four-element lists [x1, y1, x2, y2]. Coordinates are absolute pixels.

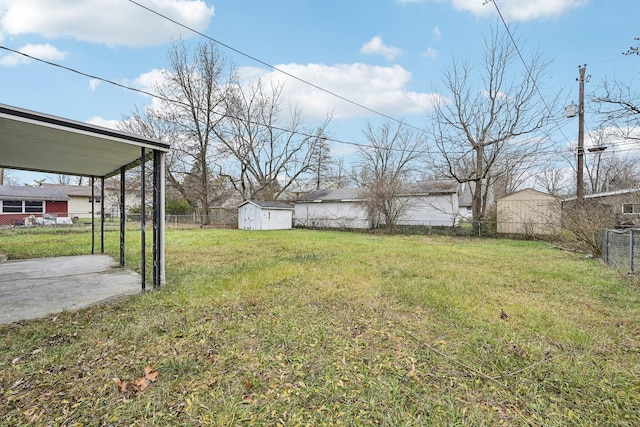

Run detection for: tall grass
[[1, 228, 639, 425]]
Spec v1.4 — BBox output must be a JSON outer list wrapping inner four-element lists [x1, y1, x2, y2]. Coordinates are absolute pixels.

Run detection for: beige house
[[41, 184, 101, 219], [497, 188, 561, 236]]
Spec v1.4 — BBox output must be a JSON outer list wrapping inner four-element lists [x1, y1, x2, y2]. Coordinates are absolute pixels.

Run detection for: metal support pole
[[91, 176, 95, 254], [119, 167, 126, 267], [141, 148, 146, 291], [100, 177, 105, 253], [630, 229, 635, 274], [153, 150, 161, 290]]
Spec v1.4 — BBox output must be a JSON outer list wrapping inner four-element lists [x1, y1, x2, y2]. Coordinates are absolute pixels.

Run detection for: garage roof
[[0, 104, 170, 178]]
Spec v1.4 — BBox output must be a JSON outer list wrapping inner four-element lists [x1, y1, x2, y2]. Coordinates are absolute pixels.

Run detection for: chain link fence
[[602, 228, 640, 274]]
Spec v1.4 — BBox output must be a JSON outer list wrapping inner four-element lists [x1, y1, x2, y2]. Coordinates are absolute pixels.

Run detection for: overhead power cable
[[487, 0, 574, 147], [127, 0, 429, 135], [0, 45, 438, 155]]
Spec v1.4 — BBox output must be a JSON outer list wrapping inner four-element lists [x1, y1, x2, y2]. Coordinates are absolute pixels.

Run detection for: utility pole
[[577, 64, 586, 202]]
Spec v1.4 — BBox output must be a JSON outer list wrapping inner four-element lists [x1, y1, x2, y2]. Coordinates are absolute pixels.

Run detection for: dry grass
[[1, 228, 639, 425]]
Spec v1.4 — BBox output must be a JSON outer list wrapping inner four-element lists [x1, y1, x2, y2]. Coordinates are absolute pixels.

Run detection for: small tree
[[563, 200, 616, 257], [355, 120, 423, 232]]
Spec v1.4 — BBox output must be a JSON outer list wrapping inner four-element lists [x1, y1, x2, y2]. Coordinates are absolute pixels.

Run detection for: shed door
[[243, 205, 256, 230]]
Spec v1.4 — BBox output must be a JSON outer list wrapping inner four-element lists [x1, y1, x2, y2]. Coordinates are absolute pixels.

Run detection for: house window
[[2, 200, 22, 213], [622, 203, 639, 214], [88, 198, 101, 203], [1, 200, 44, 213], [25, 201, 44, 213]]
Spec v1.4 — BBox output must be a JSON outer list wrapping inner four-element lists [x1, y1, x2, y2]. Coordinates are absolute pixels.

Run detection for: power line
[[127, 0, 429, 135], [488, 0, 574, 147], [0, 45, 438, 157]]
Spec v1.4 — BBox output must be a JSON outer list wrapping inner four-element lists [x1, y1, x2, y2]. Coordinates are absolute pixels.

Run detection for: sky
[[1, 0, 639, 185]]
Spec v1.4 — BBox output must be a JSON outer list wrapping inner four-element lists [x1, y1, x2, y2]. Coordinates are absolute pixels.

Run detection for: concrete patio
[[0, 254, 142, 324]]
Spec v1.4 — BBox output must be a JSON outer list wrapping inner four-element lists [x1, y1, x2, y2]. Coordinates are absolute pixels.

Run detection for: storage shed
[[497, 188, 561, 235], [238, 200, 293, 230]]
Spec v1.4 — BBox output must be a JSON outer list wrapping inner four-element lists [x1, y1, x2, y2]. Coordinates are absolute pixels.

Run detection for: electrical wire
[[488, 0, 574, 147], [127, 0, 429, 135], [4, 1, 639, 166], [0, 44, 389, 153], [5, 41, 637, 167]]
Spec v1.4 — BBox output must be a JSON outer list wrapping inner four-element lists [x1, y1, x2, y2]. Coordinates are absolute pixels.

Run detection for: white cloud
[[398, 0, 586, 21], [0, 0, 214, 47], [131, 68, 167, 93], [360, 36, 403, 61], [89, 79, 101, 91], [423, 47, 439, 60], [86, 116, 120, 130], [433, 26, 442, 40], [451, 0, 586, 20], [0, 43, 66, 66], [239, 62, 439, 121]]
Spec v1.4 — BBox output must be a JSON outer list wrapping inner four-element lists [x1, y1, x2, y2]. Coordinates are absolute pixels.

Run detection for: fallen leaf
[[112, 378, 128, 394], [143, 366, 159, 383], [112, 366, 159, 397]]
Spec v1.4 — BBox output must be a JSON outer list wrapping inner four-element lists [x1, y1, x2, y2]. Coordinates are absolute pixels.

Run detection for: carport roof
[[0, 104, 170, 178]]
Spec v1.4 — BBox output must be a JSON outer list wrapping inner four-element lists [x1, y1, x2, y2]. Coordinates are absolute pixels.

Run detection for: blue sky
[[1, 0, 639, 184]]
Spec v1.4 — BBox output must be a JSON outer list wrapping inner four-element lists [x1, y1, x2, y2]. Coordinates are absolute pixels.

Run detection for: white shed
[[238, 200, 293, 230]]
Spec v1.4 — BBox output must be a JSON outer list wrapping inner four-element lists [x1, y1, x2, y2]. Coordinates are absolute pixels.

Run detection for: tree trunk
[[472, 144, 484, 219]]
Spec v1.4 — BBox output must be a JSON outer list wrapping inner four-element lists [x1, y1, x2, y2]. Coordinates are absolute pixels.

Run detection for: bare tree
[[329, 157, 355, 189], [355, 120, 423, 232], [215, 77, 332, 201], [592, 78, 640, 132], [582, 127, 640, 193], [429, 24, 559, 220], [535, 168, 571, 197], [120, 40, 236, 224]]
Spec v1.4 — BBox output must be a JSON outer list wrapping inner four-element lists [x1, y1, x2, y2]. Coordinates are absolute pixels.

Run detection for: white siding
[[261, 209, 292, 230], [294, 201, 370, 229], [394, 194, 459, 227]]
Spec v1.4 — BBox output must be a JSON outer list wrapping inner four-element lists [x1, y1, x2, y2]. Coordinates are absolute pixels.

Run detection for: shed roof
[[0, 104, 170, 178], [239, 200, 294, 210], [497, 188, 555, 202], [295, 188, 364, 202], [0, 185, 69, 201]]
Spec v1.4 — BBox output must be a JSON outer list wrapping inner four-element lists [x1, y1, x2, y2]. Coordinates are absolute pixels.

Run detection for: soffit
[[0, 104, 170, 178]]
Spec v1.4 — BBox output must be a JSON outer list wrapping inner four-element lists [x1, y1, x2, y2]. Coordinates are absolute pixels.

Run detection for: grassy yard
[[1, 228, 639, 426]]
